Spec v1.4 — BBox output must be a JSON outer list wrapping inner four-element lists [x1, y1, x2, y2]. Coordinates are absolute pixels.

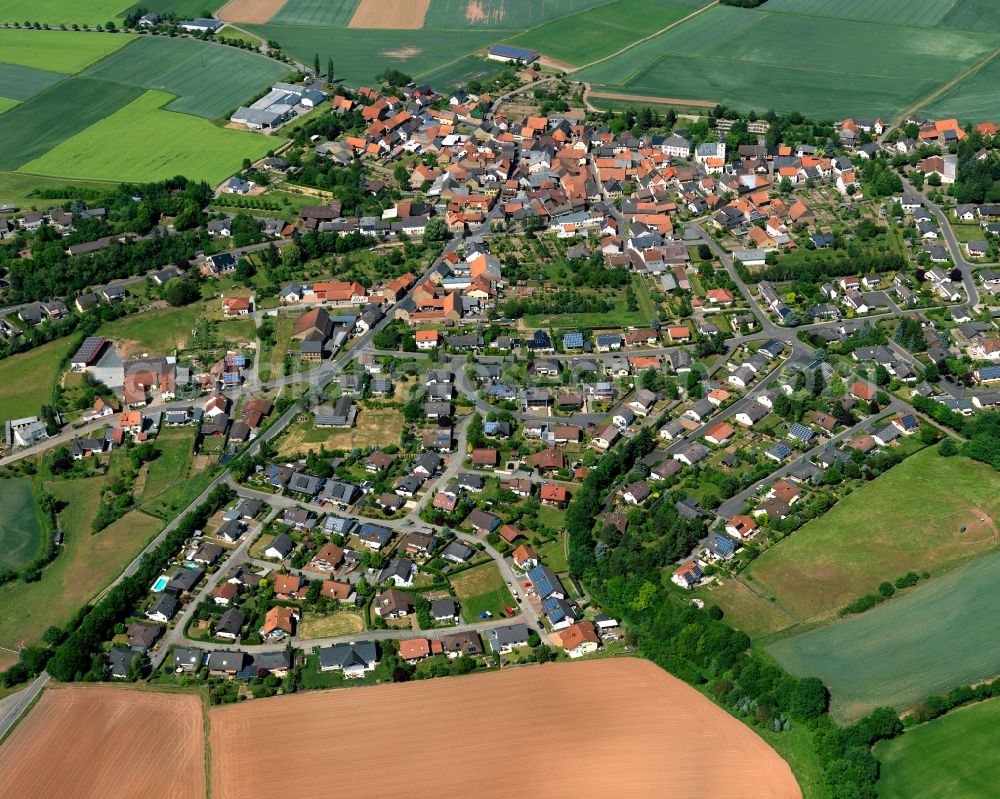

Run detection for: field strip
[[569, 0, 718, 73], [905, 44, 1000, 126], [586, 88, 718, 109]]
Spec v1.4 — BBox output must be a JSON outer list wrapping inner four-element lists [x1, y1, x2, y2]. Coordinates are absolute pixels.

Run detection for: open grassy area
[[450, 563, 513, 623], [768, 548, 1000, 723], [523, 298, 649, 329], [0, 479, 42, 572], [504, 0, 704, 67], [0, 29, 135, 72], [141, 428, 195, 503], [874, 697, 1000, 799], [697, 577, 797, 640], [0, 0, 134, 25], [535, 532, 568, 573], [99, 302, 203, 358], [298, 611, 364, 639], [277, 408, 405, 455], [0, 335, 76, 424], [576, 3, 1000, 118], [0, 473, 161, 649], [139, 0, 226, 16], [0, 77, 143, 172], [20, 89, 277, 185], [733, 450, 1000, 627], [258, 315, 293, 383], [0, 170, 117, 207], [84, 36, 290, 119], [0, 97, 16, 115]]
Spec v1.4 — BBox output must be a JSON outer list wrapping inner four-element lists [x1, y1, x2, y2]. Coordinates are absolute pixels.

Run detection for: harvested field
[[0, 686, 204, 799], [349, 0, 429, 29], [277, 408, 405, 454], [217, 0, 288, 23], [211, 658, 800, 798]]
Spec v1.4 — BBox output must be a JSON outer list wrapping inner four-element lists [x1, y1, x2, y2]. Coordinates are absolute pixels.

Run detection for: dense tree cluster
[[737, 250, 906, 284], [502, 289, 612, 319], [954, 130, 1000, 204]]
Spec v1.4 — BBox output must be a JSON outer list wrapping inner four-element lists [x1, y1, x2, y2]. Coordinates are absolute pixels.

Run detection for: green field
[[20, 89, 276, 184], [136, 0, 226, 15], [247, 24, 498, 87], [505, 0, 703, 66], [769, 548, 1000, 723], [763, 0, 949, 27], [424, 0, 614, 29], [0, 29, 135, 72], [731, 450, 1000, 628], [0, 77, 144, 171], [0, 479, 42, 572], [141, 428, 195, 502], [450, 562, 514, 623], [418, 56, 506, 92], [920, 54, 1000, 123], [0, 336, 77, 423], [938, 0, 1000, 35], [0, 0, 133, 25], [0, 473, 162, 649], [85, 36, 290, 119], [874, 698, 1000, 799], [0, 63, 65, 101], [576, 3, 1000, 118], [269, 0, 360, 26], [0, 98, 16, 115]]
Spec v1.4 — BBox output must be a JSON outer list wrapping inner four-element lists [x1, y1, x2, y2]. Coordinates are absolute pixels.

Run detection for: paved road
[[0, 671, 48, 741], [715, 397, 907, 518]]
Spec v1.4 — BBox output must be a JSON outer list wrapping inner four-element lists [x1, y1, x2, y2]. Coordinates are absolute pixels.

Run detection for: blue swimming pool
[[151, 575, 169, 592]]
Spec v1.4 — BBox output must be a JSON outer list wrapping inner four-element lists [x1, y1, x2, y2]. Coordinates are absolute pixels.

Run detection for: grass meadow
[[84, 36, 290, 119], [0, 98, 16, 115], [504, 0, 703, 66], [0, 336, 76, 423], [141, 427, 195, 503], [19, 90, 276, 184], [874, 697, 1000, 798], [98, 302, 203, 357], [733, 450, 1000, 626], [0, 29, 134, 72], [768, 548, 1000, 723], [0, 479, 42, 572]]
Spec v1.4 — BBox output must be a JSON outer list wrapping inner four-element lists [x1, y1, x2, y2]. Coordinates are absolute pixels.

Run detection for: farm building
[[487, 44, 539, 64]]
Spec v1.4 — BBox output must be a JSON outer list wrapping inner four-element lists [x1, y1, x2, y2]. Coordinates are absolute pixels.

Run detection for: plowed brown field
[[348, 0, 429, 29], [0, 686, 205, 799], [210, 658, 801, 799]]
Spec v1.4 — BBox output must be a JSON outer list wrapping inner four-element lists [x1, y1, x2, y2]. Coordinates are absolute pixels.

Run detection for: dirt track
[[349, 0, 429, 29], [217, 0, 287, 24], [0, 686, 205, 799], [211, 658, 801, 799]]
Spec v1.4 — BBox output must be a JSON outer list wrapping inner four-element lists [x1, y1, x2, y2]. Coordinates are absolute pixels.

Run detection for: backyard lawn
[[450, 563, 514, 623], [298, 611, 364, 639]]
